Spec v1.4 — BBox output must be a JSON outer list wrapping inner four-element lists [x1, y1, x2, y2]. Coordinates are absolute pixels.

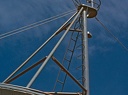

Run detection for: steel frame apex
[[77, 4, 97, 18]]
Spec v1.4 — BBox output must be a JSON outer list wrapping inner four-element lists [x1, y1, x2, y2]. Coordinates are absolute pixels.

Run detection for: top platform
[[77, 4, 97, 18]]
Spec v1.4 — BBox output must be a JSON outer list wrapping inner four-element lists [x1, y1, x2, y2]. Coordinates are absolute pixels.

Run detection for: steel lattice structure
[[0, 1, 101, 95]]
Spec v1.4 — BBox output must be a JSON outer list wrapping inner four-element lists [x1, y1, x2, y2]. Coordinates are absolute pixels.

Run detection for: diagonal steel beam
[[26, 7, 83, 88], [3, 11, 78, 83], [52, 56, 87, 94], [5, 57, 47, 84]]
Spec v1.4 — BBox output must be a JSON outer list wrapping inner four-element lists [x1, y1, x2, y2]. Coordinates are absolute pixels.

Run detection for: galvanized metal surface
[[82, 10, 89, 95]]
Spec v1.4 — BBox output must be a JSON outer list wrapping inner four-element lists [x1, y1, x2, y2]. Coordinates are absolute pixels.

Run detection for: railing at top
[[86, 0, 101, 10]]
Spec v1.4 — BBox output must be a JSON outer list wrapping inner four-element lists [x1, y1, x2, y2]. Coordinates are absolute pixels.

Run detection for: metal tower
[[0, 1, 100, 95]]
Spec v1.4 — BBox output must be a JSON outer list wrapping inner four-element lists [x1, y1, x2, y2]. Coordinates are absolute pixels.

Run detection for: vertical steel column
[[82, 9, 89, 95]]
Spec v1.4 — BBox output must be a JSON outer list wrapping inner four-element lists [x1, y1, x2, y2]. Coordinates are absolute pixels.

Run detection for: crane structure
[[0, 1, 100, 95]]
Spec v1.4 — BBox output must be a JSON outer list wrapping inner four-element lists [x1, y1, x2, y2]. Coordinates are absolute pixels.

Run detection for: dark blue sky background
[[0, 0, 128, 95]]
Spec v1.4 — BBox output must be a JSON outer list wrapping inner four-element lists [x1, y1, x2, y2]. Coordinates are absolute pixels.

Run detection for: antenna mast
[[78, 3, 97, 95], [82, 7, 89, 95], [0, 1, 100, 95]]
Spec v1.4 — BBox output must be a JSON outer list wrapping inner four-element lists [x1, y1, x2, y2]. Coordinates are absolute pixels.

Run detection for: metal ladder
[[53, 30, 81, 91]]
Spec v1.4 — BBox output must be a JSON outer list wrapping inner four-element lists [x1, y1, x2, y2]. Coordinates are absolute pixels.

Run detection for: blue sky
[[0, 0, 128, 95]]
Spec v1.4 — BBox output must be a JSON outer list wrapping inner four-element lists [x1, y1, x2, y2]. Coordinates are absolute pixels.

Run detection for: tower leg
[[82, 9, 89, 95]]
